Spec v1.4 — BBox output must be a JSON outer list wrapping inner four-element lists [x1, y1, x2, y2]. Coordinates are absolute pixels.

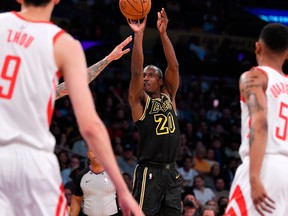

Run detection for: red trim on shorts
[[225, 185, 247, 216], [225, 207, 237, 216], [11, 11, 53, 24], [55, 184, 67, 216], [53, 30, 66, 44]]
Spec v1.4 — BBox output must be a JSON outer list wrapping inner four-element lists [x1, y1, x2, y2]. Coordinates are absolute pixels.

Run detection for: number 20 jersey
[[0, 12, 64, 152], [136, 93, 180, 164], [239, 66, 288, 160]]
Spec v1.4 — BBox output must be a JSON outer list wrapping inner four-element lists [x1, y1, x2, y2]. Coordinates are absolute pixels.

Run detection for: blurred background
[[2, 0, 288, 214]]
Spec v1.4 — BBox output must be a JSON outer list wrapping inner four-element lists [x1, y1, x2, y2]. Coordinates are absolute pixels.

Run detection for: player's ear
[[159, 78, 163, 87], [255, 41, 261, 55], [16, 0, 23, 4]]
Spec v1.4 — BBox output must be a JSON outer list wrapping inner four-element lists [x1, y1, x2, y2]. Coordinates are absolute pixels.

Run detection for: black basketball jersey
[[136, 93, 180, 164]]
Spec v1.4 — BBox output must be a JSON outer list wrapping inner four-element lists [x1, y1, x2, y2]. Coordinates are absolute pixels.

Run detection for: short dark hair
[[24, 0, 51, 6], [260, 23, 288, 53], [144, 65, 163, 80]]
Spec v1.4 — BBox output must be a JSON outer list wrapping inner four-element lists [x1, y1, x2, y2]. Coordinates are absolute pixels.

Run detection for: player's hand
[[157, 8, 168, 34], [127, 17, 147, 33], [118, 191, 145, 216], [107, 35, 133, 61], [250, 178, 275, 216]]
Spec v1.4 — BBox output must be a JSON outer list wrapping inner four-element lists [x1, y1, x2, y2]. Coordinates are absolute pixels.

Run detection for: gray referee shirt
[[74, 167, 118, 216]]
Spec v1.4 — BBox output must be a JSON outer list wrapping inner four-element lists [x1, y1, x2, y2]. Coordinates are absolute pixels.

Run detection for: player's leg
[[0, 145, 67, 216], [225, 161, 254, 216], [262, 155, 288, 215], [226, 155, 288, 216], [0, 147, 16, 216], [162, 168, 182, 216], [132, 165, 164, 216], [23, 149, 67, 216]]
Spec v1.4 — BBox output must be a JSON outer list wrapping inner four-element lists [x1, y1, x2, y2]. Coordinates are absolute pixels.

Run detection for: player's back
[[0, 12, 64, 152], [240, 66, 288, 160]]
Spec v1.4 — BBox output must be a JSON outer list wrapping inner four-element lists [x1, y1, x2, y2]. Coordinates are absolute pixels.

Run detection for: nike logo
[[176, 174, 181, 179], [85, 179, 92, 183]]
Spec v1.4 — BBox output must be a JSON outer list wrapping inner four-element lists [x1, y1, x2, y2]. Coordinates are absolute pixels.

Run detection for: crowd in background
[[3, 0, 288, 215]]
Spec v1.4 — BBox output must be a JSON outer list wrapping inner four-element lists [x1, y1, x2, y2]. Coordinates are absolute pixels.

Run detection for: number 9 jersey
[[239, 66, 288, 160], [0, 12, 64, 152]]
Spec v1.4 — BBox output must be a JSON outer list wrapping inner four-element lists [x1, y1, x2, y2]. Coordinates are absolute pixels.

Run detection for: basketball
[[119, 0, 151, 20]]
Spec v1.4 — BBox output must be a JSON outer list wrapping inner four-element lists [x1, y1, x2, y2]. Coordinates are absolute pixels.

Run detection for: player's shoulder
[[240, 66, 268, 82]]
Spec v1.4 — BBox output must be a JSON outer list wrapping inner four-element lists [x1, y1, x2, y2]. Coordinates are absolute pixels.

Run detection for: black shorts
[[132, 162, 182, 216]]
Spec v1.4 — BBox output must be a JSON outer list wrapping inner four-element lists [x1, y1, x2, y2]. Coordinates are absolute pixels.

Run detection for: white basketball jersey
[[239, 66, 288, 160], [0, 12, 64, 152]]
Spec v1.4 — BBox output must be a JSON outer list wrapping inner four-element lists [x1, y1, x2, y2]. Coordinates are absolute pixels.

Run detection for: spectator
[[61, 155, 81, 185], [204, 163, 223, 191], [193, 145, 211, 175], [177, 155, 198, 187], [117, 144, 137, 179], [183, 200, 197, 216], [213, 177, 229, 202], [193, 175, 215, 207], [201, 205, 218, 216]]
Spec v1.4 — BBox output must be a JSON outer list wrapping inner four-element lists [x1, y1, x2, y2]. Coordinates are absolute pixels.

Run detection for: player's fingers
[[122, 36, 133, 46], [255, 204, 265, 216], [122, 48, 131, 54], [263, 196, 275, 210]]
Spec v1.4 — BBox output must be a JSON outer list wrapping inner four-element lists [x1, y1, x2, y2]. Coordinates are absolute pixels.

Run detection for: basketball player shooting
[[127, 8, 182, 215]]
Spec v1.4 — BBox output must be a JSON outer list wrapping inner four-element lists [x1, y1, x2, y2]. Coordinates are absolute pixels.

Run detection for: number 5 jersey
[[239, 66, 288, 160]]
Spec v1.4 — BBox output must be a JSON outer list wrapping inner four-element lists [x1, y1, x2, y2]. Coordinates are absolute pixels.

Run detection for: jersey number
[[0, 55, 21, 99], [276, 102, 288, 140], [154, 113, 175, 135]]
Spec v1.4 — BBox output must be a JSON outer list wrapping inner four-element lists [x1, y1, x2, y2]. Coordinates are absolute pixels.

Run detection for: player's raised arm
[[127, 17, 148, 122], [55, 35, 132, 100], [240, 69, 275, 215], [54, 33, 143, 216], [157, 8, 179, 102]]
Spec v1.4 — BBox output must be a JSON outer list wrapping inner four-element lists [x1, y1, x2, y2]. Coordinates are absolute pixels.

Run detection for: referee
[[70, 149, 121, 216]]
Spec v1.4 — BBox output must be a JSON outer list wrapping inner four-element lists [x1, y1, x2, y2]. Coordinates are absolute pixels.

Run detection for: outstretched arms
[[240, 69, 275, 215], [127, 18, 148, 122], [55, 36, 132, 100], [157, 8, 179, 103]]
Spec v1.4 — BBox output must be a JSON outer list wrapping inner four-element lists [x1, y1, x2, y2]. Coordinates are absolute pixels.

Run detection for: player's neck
[[258, 55, 285, 74], [19, 4, 53, 22]]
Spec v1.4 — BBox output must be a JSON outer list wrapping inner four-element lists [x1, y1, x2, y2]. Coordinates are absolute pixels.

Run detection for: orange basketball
[[119, 0, 151, 20]]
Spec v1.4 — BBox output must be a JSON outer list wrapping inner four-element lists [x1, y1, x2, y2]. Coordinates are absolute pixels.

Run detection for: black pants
[[132, 162, 182, 216]]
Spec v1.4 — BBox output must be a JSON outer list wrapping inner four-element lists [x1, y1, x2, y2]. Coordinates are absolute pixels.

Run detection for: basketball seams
[[119, 0, 151, 20]]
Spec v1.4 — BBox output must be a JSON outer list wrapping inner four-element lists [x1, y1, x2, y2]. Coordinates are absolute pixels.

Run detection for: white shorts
[[0, 144, 67, 216], [225, 154, 288, 216]]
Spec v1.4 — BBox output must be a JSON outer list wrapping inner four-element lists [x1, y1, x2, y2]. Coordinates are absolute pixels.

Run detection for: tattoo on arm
[[55, 57, 109, 100], [247, 93, 264, 114], [249, 126, 255, 146], [87, 57, 109, 83], [55, 82, 68, 100]]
